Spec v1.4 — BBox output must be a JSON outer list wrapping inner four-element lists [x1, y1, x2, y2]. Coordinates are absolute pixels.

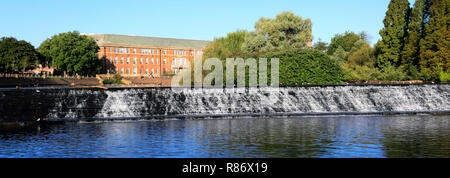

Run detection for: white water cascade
[[87, 85, 450, 119]]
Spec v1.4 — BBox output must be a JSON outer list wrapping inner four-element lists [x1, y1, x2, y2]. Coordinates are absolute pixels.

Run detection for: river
[[1, 115, 449, 158]]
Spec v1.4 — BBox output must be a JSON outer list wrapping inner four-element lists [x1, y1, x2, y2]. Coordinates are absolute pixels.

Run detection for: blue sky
[[0, 0, 415, 47]]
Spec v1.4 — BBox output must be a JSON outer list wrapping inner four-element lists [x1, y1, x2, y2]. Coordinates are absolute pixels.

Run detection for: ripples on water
[[0, 115, 449, 158]]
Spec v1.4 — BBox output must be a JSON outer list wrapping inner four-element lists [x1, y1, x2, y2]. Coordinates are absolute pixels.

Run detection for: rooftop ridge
[[89, 33, 210, 42], [87, 33, 210, 49]]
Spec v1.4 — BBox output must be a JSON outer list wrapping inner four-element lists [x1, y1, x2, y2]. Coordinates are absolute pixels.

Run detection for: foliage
[[342, 66, 382, 82], [377, 0, 411, 68], [103, 74, 124, 84], [327, 31, 363, 56], [0, 37, 42, 73], [263, 49, 343, 85], [347, 41, 376, 67], [379, 64, 408, 81], [203, 30, 248, 60], [38, 31, 102, 75], [401, 0, 432, 75], [313, 38, 329, 52], [439, 72, 450, 83], [419, 0, 449, 81], [241, 11, 312, 53], [113, 74, 123, 82]]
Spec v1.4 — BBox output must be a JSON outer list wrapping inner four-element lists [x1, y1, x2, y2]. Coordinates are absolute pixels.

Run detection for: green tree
[[38, 31, 102, 75], [401, 0, 432, 78], [242, 11, 312, 53], [263, 49, 343, 85], [347, 42, 376, 67], [313, 38, 329, 52], [377, 0, 411, 68], [327, 31, 364, 55], [203, 30, 248, 60], [0, 37, 42, 73], [419, 0, 449, 81]]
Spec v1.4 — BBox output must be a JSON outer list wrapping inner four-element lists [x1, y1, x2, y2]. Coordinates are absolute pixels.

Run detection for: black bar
[[1, 158, 446, 177]]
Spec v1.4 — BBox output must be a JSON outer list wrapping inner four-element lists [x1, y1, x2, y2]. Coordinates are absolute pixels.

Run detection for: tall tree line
[[377, 0, 449, 82]]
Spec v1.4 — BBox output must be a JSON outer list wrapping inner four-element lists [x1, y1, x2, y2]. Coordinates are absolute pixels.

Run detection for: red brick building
[[87, 34, 209, 76]]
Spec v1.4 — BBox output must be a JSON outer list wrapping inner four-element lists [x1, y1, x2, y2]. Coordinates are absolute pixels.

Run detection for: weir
[[0, 84, 449, 122]]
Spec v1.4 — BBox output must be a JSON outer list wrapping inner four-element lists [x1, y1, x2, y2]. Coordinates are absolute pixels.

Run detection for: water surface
[[0, 115, 449, 158]]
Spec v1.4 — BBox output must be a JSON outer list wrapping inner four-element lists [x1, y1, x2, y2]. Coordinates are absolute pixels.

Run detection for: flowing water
[[0, 84, 449, 158], [1, 84, 448, 121]]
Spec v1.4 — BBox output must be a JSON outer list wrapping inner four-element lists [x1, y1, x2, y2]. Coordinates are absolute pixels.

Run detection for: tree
[[327, 31, 363, 55], [377, 0, 411, 68], [203, 30, 248, 60], [347, 42, 376, 68], [263, 49, 343, 85], [0, 37, 42, 73], [242, 11, 312, 53], [419, 0, 449, 81], [401, 0, 432, 78], [313, 38, 329, 52], [38, 31, 102, 75]]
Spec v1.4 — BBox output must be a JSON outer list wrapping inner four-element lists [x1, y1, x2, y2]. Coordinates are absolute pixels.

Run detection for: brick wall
[[98, 47, 202, 76]]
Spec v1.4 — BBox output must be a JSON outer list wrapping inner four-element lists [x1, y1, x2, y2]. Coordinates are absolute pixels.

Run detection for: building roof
[[86, 34, 210, 49]]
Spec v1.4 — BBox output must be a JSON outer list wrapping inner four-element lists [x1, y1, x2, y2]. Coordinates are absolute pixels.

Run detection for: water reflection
[[0, 115, 449, 158]]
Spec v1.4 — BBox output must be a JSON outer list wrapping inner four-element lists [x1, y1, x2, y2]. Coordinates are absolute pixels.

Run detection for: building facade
[[87, 34, 209, 76]]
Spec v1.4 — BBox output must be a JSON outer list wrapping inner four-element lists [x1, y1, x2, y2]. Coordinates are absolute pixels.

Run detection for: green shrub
[[379, 65, 407, 81], [161, 73, 176, 77], [113, 74, 123, 82], [102, 78, 114, 84], [440, 72, 450, 83], [343, 65, 381, 82], [264, 49, 344, 85], [103, 74, 124, 85]]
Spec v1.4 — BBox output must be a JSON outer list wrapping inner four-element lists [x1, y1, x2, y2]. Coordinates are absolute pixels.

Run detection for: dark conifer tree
[[377, 0, 411, 68], [401, 0, 432, 78], [419, 0, 449, 81]]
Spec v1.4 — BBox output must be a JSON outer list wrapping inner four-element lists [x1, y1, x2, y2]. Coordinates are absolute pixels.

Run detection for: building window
[[115, 48, 129, 53], [145, 58, 148, 64], [140, 68, 143, 74], [121, 68, 124, 74], [140, 58, 143, 64], [174, 50, 187, 56], [133, 57, 137, 64], [173, 58, 176, 65], [151, 58, 154, 64], [114, 57, 118, 64], [163, 50, 167, 55], [127, 68, 130, 74], [121, 57, 124, 64], [140, 49, 155, 54], [133, 67, 137, 74], [127, 57, 130, 64], [145, 68, 149, 74], [156, 58, 159, 64], [151, 68, 154, 74], [164, 58, 167, 64], [133, 48, 136, 54]]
